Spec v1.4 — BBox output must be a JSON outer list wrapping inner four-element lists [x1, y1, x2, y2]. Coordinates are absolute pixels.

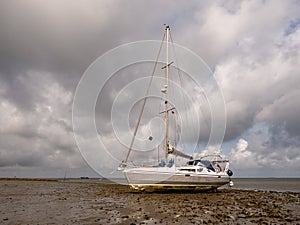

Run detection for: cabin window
[[197, 168, 203, 172], [179, 169, 196, 172], [187, 161, 194, 165]]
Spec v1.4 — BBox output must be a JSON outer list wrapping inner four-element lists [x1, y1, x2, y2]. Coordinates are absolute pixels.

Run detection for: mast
[[164, 25, 170, 163]]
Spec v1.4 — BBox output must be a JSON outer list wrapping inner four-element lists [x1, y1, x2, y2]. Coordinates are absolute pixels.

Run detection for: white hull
[[124, 166, 230, 191]]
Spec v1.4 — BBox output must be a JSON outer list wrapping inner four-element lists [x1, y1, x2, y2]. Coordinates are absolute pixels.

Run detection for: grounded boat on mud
[[119, 25, 233, 191]]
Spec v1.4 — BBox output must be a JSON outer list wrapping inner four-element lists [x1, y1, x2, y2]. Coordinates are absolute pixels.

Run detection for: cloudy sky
[[0, 0, 299, 178]]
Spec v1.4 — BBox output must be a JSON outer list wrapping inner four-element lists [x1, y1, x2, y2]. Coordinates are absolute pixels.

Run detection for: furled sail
[[167, 143, 193, 160]]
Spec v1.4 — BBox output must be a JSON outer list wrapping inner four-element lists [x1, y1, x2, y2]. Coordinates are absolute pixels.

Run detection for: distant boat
[[119, 25, 233, 192]]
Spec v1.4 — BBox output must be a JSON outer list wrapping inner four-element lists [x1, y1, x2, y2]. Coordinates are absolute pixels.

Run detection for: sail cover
[[167, 143, 193, 160]]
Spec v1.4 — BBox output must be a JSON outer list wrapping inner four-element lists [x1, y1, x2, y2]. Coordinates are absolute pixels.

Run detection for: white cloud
[[214, 7, 300, 141], [230, 138, 258, 169], [179, 0, 300, 66], [229, 124, 300, 177], [0, 71, 82, 170]]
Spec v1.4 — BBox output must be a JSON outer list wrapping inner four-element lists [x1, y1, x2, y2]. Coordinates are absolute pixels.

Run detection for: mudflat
[[0, 179, 299, 224]]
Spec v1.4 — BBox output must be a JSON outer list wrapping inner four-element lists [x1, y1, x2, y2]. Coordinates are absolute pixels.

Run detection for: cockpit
[[186, 160, 217, 172]]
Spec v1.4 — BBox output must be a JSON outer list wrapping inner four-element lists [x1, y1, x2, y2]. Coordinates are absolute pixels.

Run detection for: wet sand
[[0, 179, 299, 224]]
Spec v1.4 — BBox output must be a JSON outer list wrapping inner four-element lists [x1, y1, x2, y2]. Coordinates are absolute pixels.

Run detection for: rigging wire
[[157, 92, 165, 162], [169, 33, 194, 152], [169, 32, 211, 155], [124, 31, 166, 163]]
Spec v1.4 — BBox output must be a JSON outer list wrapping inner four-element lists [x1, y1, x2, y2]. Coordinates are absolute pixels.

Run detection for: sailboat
[[118, 25, 233, 191]]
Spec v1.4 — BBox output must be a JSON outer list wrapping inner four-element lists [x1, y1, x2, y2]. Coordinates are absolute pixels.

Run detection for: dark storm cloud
[[0, 0, 201, 80], [0, 0, 203, 175]]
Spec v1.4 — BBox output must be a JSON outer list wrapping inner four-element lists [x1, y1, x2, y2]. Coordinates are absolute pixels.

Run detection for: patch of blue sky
[[221, 122, 269, 157], [285, 18, 300, 36], [221, 138, 240, 156]]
